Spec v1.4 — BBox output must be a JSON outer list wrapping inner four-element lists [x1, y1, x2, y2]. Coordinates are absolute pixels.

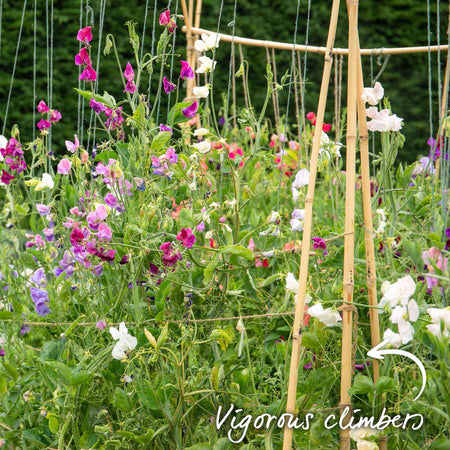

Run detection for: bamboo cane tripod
[[282, 1, 386, 449]]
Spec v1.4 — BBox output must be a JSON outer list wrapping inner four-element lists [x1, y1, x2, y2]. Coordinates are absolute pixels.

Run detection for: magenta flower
[[96, 320, 107, 330], [75, 47, 91, 66], [164, 147, 177, 163], [123, 62, 135, 82], [163, 76, 176, 94], [77, 26, 93, 45], [312, 237, 327, 250], [37, 119, 51, 131], [37, 100, 50, 113], [1, 170, 14, 185], [50, 110, 62, 122], [176, 228, 196, 249], [79, 64, 97, 81], [159, 10, 177, 33], [160, 241, 182, 266], [57, 158, 72, 175], [96, 223, 112, 242], [124, 80, 137, 94], [160, 124, 173, 134], [89, 98, 106, 113], [104, 193, 118, 208], [65, 135, 80, 153], [180, 60, 194, 80], [182, 101, 198, 118]]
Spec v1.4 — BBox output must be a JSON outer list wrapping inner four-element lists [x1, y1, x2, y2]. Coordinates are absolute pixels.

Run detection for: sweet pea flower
[[196, 56, 216, 74], [123, 62, 134, 81], [163, 76, 176, 94], [159, 10, 177, 33], [57, 158, 72, 175], [79, 64, 97, 82], [36, 204, 50, 216], [193, 85, 209, 98], [109, 322, 138, 360], [50, 110, 62, 122], [77, 26, 92, 44], [308, 303, 341, 326], [285, 272, 299, 293], [1, 170, 14, 185], [35, 173, 54, 190], [176, 228, 196, 248], [426, 308, 450, 338], [37, 100, 50, 113], [65, 135, 80, 153], [182, 101, 198, 118], [89, 98, 106, 113], [194, 128, 210, 137], [194, 32, 220, 52], [361, 82, 384, 105], [366, 108, 403, 132], [75, 47, 91, 66], [193, 140, 211, 153], [292, 168, 310, 189], [37, 119, 51, 131], [180, 60, 194, 80], [378, 275, 416, 309], [96, 223, 112, 242]]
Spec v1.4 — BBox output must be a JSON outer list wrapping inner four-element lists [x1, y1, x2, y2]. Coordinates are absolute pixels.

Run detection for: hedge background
[[0, 0, 448, 162]]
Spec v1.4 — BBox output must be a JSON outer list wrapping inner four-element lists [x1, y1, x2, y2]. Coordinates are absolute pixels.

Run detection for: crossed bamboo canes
[[283, 0, 385, 448]]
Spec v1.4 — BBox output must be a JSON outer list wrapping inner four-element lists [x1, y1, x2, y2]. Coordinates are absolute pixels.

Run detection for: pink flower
[[306, 112, 316, 122], [57, 158, 72, 175], [124, 80, 137, 94], [159, 10, 177, 33], [123, 62, 135, 82], [65, 135, 80, 153], [75, 47, 91, 66], [50, 110, 62, 122], [96, 223, 112, 242], [163, 76, 176, 94], [96, 320, 107, 330], [182, 101, 198, 118], [37, 100, 50, 113], [180, 60, 194, 80], [77, 26, 93, 45], [176, 228, 196, 249], [37, 119, 51, 131], [1, 170, 14, 185], [79, 64, 97, 81], [89, 98, 106, 113], [197, 221, 205, 232]]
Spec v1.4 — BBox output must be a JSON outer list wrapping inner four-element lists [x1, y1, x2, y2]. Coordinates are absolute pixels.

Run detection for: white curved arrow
[[367, 339, 426, 401]]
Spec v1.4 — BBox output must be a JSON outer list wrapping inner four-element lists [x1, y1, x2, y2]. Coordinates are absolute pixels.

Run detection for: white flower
[[269, 211, 280, 223], [285, 272, 299, 293], [189, 181, 197, 191], [383, 328, 402, 347], [194, 127, 210, 137], [236, 318, 245, 333], [292, 168, 310, 189], [194, 32, 220, 52], [262, 250, 274, 257], [290, 218, 304, 232], [35, 173, 54, 191], [397, 318, 414, 344], [193, 85, 209, 98], [407, 299, 419, 322], [319, 131, 342, 158], [426, 308, 450, 338], [308, 303, 342, 327], [291, 187, 300, 202], [366, 108, 403, 132], [193, 140, 211, 154], [196, 56, 216, 74], [361, 81, 384, 106], [376, 220, 386, 234], [0, 135, 7, 162], [378, 275, 416, 309], [109, 322, 138, 360], [357, 440, 379, 450], [389, 305, 406, 324], [376, 209, 386, 221], [349, 427, 377, 442], [291, 209, 305, 220]]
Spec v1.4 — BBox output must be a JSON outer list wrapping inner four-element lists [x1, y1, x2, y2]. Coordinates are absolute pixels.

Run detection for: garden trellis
[[0, 0, 449, 448]]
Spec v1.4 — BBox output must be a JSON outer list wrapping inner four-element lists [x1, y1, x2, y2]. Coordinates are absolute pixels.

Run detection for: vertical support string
[[147, 0, 157, 102], [33, 0, 37, 140], [2, 0, 27, 136]]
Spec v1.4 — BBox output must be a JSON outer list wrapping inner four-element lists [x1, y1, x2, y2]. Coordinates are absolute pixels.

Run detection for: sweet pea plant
[[0, 10, 449, 450]]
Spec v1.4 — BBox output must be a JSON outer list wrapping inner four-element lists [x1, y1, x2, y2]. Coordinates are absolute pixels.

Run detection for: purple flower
[[180, 60, 194, 80], [196, 221, 206, 232], [90, 98, 106, 114], [312, 237, 327, 251], [92, 265, 103, 276], [104, 193, 118, 208], [182, 101, 198, 118], [176, 228, 196, 249], [123, 62, 135, 82], [96, 320, 107, 330], [20, 324, 31, 336], [355, 361, 371, 371], [124, 80, 137, 94], [30, 287, 49, 304], [160, 124, 173, 134], [36, 204, 50, 216], [37, 119, 51, 131], [163, 76, 176, 94], [30, 268, 47, 287], [445, 228, 450, 239], [165, 147, 178, 164], [0, 349, 5, 357], [35, 302, 51, 317]]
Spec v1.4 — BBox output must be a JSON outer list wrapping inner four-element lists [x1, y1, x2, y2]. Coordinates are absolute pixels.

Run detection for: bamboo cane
[[355, 32, 387, 450], [181, 25, 449, 56], [282, 0, 341, 448], [194, 0, 203, 132], [339, 1, 359, 448]]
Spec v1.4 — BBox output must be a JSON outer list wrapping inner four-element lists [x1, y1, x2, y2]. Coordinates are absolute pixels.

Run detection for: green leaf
[[211, 326, 235, 351], [168, 102, 192, 127], [0, 311, 13, 319], [48, 415, 59, 434], [219, 245, 254, 261], [375, 376, 396, 394], [113, 387, 130, 412], [179, 208, 195, 229], [430, 440, 450, 449], [151, 131, 171, 151], [94, 150, 119, 163], [349, 374, 374, 396], [0, 376, 7, 395], [70, 370, 92, 386], [403, 239, 424, 270], [44, 361, 72, 386], [203, 254, 219, 286], [185, 445, 213, 450], [3, 362, 19, 381]]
